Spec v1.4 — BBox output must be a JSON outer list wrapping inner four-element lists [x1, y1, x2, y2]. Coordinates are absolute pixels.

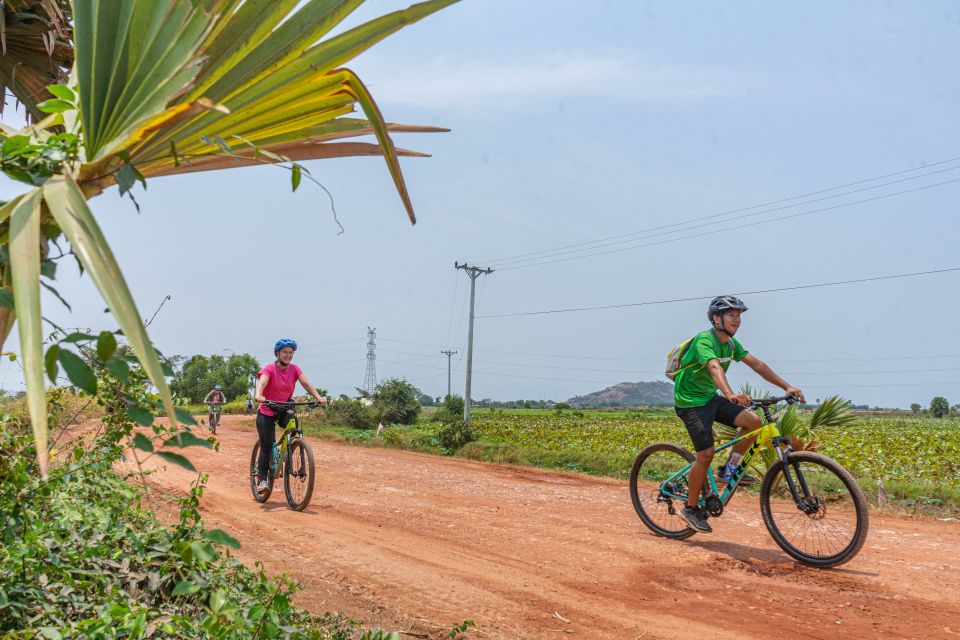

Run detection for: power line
[[380, 348, 960, 376], [496, 177, 960, 271], [382, 346, 960, 366], [480, 156, 960, 267], [478, 266, 960, 318], [493, 166, 960, 269]]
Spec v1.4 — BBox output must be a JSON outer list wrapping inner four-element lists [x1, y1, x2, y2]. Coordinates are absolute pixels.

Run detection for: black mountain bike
[[249, 401, 318, 511]]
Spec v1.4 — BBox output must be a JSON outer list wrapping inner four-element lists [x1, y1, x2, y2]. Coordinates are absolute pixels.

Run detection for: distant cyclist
[[673, 296, 805, 534], [253, 338, 327, 495], [204, 384, 226, 431]]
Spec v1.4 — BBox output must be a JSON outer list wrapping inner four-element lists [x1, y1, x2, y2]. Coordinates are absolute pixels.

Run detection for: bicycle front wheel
[[284, 438, 315, 511], [249, 441, 273, 503], [629, 442, 697, 539], [760, 451, 869, 567]]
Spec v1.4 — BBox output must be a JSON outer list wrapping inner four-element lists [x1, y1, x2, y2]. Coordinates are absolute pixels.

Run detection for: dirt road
[[138, 415, 960, 639]]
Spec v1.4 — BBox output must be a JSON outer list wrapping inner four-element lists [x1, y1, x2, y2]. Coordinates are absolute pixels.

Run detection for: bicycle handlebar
[[261, 400, 324, 409], [749, 394, 799, 408]]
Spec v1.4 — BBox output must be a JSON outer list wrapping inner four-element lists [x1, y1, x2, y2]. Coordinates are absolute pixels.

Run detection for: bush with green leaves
[[325, 396, 377, 430], [0, 356, 398, 639], [372, 379, 421, 426]]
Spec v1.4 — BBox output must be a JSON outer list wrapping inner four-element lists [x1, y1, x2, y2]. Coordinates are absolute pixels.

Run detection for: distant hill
[[568, 380, 674, 407]]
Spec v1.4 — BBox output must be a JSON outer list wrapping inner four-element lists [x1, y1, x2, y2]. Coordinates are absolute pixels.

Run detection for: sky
[[2, 1, 959, 408]]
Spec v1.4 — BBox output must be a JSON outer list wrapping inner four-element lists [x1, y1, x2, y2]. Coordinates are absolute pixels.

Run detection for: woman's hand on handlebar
[[255, 394, 266, 403]]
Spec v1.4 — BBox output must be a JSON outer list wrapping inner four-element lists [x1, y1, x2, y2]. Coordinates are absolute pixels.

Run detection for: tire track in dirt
[[134, 415, 960, 639]]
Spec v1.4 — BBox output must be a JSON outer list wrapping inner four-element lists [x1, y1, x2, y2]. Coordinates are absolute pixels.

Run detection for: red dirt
[[132, 415, 960, 639]]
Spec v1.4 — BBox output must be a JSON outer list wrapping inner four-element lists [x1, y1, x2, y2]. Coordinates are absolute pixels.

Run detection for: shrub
[[372, 379, 421, 425], [325, 396, 377, 430], [437, 417, 474, 451]]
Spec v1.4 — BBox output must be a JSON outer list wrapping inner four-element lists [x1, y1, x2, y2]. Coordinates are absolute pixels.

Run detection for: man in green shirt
[[673, 295, 805, 533]]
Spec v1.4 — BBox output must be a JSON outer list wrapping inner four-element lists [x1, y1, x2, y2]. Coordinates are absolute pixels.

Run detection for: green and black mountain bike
[[250, 400, 318, 511], [629, 394, 869, 567]]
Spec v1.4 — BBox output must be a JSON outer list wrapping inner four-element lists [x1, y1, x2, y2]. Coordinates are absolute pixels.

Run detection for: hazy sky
[[2, 1, 959, 408]]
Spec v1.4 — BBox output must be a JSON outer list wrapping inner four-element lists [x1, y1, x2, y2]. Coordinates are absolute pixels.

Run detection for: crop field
[[468, 409, 960, 506]]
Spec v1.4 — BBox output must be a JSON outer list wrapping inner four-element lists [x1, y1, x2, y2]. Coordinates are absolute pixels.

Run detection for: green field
[[304, 407, 960, 515]]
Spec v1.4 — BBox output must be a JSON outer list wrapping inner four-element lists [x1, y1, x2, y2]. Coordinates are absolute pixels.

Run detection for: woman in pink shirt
[[253, 338, 326, 494]]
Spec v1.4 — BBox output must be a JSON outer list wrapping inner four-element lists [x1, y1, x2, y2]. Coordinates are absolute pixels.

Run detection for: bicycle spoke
[[630, 444, 698, 538], [764, 457, 862, 562]]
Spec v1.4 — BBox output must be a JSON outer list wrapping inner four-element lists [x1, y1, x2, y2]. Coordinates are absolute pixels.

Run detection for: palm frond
[[1, 0, 457, 473], [6, 189, 47, 476], [42, 173, 178, 429], [809, 395, 857, 430], [75, 0, 459, 223]]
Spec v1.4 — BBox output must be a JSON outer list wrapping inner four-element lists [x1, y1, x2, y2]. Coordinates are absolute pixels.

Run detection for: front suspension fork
[[773, 438, 816, 513]]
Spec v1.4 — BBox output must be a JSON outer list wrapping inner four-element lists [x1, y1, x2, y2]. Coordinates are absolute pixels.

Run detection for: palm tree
[[0, 0, 73, 121], [0, 0, 458, 475]]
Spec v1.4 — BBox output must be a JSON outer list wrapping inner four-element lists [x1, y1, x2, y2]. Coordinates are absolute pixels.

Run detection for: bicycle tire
[[629, 442, 697, 539], [760, 451, 869, 567], [284, 438, 315, 511], [249, 441, 274, 503], [209, 412, 217, 435]]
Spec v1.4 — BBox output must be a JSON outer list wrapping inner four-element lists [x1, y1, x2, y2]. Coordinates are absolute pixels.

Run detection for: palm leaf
[[2, 0, 457, 475], [809, 395, 857, 430], [7, 188, 47, 476], [75, 0, 459, 223], [42, 173, 177, 428]]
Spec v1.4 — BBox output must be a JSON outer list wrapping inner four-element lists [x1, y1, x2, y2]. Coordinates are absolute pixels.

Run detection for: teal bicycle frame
[[659, 401, 795, 508]]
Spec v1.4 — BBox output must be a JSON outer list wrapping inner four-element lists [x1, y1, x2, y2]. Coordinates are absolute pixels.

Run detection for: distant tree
[[910, 403, 922, 414], [952, 404, 960, 417], [372, 378, 421, 425], [554, 402, 572, 411], [930, 396, 950, 418], [170, 353, 259, 403], [415, 391, 434, 406]]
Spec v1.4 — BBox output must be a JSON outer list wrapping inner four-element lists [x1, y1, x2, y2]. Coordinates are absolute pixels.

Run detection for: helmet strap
[[712, 312, 735, 339]]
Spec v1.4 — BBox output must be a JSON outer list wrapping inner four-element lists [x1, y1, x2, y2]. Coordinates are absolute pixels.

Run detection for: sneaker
[[678, 505, 712, 533], [257, 480, 269, 495]]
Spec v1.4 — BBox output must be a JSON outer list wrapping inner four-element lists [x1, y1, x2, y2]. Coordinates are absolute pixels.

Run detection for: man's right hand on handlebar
[[728, 393, 752, 407]]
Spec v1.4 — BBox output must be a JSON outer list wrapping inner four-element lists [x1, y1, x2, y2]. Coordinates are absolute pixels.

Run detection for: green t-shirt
[[673, 330, 749, 408]]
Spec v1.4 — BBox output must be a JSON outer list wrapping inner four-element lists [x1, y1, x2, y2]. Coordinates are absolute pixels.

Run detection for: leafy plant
[[372, 378, 422, 426], [437, 415, 473, 451], [0, 0, 458, 475], [326, 396, 376, 430]]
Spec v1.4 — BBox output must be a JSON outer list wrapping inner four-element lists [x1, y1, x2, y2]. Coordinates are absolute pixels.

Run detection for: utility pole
[[454, 262, 493, 429], [440, 349, 457, 398], [363, 327, 377, 395]]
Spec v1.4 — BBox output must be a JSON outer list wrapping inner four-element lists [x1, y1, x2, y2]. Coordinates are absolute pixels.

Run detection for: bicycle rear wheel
[[760, 451, 869, 567], [284, 438, 315, 511], [249, 441, 273, 502], [629, 442, 697, 539]]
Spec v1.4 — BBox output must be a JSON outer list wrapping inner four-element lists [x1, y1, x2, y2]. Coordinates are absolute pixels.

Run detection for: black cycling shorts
[[675, 395, 746, 452]]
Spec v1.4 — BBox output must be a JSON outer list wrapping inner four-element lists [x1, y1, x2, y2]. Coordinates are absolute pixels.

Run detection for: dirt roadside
[[132, 415, 960, 639]]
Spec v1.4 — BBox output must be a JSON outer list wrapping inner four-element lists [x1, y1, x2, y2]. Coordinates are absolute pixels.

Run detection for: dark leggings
[[256, 410, 291, 479]]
